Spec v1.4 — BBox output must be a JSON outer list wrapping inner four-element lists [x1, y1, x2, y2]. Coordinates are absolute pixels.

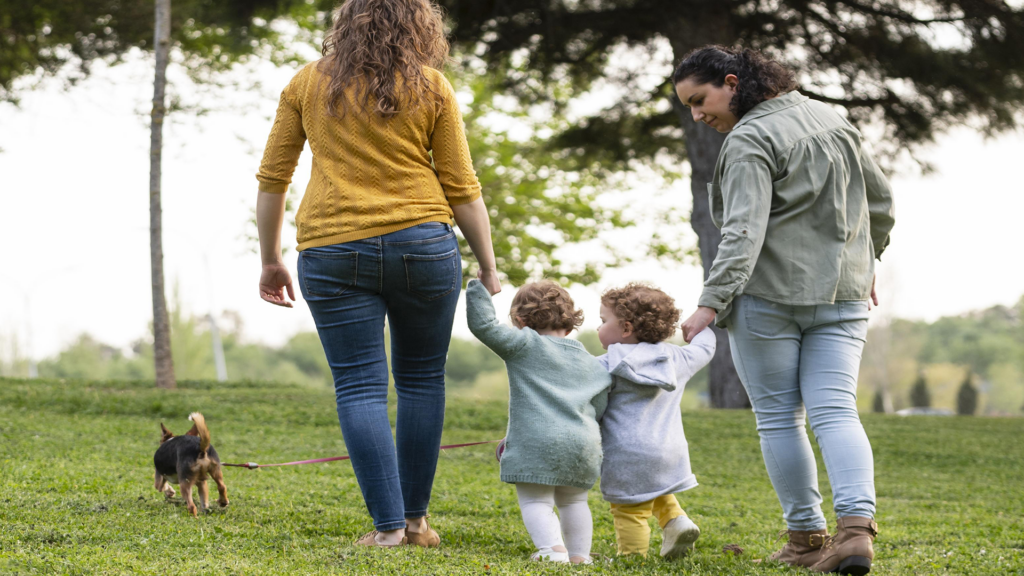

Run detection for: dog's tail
[[188, 412, 211, 457]]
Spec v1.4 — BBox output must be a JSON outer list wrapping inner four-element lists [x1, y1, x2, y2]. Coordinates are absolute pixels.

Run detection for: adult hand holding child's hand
[[680, 306, 717, 343], [478, 267, 502, 295]]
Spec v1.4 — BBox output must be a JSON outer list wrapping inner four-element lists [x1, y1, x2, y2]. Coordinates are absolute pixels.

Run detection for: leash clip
[[245, 462, 259, 470]]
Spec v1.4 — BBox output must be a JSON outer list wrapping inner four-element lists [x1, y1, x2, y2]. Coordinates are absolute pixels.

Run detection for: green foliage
[[957, 374, 979, 417], [918, 303, 1023, 378], [444, 336, 504, 388], [910, 374, 931, 408], [450, 66, 690, 286], [0, 0, 334, 102], [440, 1, 1024, 169], [576, 330, 605, 356], [857, 297, 1024, 415], [2, 378, 1024, 574]]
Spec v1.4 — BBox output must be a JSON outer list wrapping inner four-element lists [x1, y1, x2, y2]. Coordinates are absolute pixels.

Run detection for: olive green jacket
[[697, 91, 896, 326]]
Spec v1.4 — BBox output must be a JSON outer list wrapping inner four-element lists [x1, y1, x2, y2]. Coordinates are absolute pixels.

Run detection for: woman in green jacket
[[673, 46, 895, 576]]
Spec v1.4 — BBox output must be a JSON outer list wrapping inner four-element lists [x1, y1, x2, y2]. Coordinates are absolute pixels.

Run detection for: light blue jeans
[[728, 295, 876, 531]]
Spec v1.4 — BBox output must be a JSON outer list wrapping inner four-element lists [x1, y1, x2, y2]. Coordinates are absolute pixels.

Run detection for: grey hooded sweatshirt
[[597, 327, 716, 504]]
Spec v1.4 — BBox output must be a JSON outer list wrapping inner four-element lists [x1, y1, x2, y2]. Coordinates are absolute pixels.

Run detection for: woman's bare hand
[[869, 274, 878, 310], [681, 306, 717, 343], [260, 263, 296, 308], [478, 268, 501, 295]]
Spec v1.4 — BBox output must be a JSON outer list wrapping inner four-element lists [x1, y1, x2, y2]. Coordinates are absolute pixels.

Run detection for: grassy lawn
[[1, 377, 1022, 575]]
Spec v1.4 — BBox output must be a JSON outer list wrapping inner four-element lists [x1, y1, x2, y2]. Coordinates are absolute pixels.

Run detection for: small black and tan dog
[[154, 413, 229, 516]]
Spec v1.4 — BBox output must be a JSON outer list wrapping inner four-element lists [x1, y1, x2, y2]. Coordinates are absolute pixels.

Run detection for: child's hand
[[681, 306, 716, 342]]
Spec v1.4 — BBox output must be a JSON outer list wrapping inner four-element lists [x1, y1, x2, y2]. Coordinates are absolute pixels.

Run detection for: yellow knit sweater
[[256, 62, 482, 250]]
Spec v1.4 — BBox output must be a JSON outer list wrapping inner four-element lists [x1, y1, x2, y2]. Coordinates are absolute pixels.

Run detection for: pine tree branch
[[835, 0, 966, 24], [800, 88, 900, 108]]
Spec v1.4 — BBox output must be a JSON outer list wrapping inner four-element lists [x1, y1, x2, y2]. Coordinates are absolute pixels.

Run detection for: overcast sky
[[1, 54, 1022, 361]]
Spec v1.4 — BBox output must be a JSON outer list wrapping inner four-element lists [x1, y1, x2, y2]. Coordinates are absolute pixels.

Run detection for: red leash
[[222, 439, 500, 470]]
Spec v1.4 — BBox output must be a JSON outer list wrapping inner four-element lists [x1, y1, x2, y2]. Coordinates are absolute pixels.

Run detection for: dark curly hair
[[601, 283, 680, 344], [672, 45, 797, 120], [510, 280, 585, 333]]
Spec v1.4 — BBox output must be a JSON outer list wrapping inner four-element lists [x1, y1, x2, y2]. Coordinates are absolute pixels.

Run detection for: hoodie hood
[[599, 342, 678, 391]]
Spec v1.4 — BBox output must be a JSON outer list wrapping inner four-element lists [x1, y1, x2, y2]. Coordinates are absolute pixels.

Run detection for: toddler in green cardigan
[[466, 279, 612, 565]]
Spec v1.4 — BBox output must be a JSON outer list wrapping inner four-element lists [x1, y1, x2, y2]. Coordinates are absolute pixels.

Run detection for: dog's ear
[[160, 423, 174, 442], [185, 423, 200, 436]]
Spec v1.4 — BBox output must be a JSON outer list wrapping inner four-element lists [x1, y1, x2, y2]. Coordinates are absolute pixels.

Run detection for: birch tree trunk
[[150, 0, 175, 389]]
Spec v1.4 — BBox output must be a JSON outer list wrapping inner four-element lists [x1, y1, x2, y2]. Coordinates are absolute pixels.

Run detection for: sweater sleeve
[[256, 67, 308, 194], [672, 327, 717, 383], [430, 74, 482, 206], [466, 279, 528, 359]]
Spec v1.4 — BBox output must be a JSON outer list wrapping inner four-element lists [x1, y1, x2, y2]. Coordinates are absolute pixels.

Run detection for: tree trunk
[[150, 0, 175, 389], [674, 104, 750, 408], [668, 26, 750, 409]]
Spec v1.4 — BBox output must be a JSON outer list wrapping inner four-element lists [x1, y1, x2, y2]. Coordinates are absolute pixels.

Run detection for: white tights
[[515, 483, 592, 560]]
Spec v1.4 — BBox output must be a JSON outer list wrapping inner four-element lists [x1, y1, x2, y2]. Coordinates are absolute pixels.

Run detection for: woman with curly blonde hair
[[255, 0, 500, 548]]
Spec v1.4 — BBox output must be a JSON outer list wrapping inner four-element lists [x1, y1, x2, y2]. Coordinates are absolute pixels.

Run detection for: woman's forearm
[[257, 191, 288, 265], [451, 197, 497, 271]]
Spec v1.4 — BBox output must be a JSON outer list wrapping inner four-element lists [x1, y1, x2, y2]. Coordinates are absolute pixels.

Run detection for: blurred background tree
[[910, 373, 932, 408], [957, 373, 979, 416], [873, 390, 886, 414], [438, 0, 1024, 408]]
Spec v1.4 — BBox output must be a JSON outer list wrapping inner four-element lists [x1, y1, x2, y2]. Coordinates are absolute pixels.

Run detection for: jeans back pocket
[[404, 248, 459, 301], [742, 295, 793, 338], [299, 250, 359, 298]]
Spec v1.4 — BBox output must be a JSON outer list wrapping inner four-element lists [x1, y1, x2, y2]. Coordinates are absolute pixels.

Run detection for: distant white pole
[[204, 255, 228, 382]]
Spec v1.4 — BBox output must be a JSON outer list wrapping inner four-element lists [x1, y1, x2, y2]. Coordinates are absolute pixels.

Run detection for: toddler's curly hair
[[601, 283, 681, 343], [509, 280, 585, 332]]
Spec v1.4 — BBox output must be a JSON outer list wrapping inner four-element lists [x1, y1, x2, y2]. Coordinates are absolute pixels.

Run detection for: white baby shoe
[[530, 547, 570, 562], [661, 515, 701, 559]]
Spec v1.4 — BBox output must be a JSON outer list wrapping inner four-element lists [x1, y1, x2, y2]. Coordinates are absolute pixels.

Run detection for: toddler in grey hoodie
[[596, 283, 716, 558]]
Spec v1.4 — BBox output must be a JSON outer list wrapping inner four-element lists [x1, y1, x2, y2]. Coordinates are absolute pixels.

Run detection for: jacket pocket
[[404, 248, 459, 301], [299, 250, 358, 298]]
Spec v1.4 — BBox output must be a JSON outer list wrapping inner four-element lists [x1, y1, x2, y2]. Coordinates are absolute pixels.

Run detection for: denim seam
[[373, 237, 383, 294], [735, 314, 823, 531]]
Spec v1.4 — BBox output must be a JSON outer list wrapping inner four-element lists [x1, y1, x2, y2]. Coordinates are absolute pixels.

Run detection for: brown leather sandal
[[355, 530, 408, 548]]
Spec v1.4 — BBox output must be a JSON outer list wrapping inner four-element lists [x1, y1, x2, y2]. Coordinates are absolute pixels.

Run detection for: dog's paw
[[219, 499, 229, 508]]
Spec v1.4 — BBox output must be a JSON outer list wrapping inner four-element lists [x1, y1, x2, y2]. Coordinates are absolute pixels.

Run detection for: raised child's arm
[[466, 279, 528, 359], [672, 326, 717, 383]]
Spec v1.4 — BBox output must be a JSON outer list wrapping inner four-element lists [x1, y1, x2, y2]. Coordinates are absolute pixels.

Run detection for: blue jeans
[[297, 222, 461, 531], [728, 295, 876, 531]]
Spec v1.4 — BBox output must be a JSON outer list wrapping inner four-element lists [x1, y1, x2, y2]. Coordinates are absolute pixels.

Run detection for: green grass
[[1, 377, 1022, 575]]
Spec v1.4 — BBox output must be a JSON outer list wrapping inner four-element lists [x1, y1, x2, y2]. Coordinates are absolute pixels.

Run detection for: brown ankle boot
[[811, 516, 877, 574], [766, 529, 829, 567]]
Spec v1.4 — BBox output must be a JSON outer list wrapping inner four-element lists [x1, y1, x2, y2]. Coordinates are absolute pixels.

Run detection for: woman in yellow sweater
[[255, 0, 500, 548]]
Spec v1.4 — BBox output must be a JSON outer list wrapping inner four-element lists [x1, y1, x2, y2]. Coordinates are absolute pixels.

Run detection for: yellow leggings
[[609, 494, 685, 556]]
